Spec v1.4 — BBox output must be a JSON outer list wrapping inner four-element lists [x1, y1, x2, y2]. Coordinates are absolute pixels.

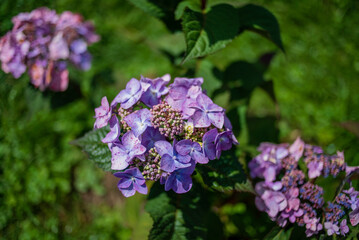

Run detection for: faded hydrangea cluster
[[0, 7, 99, 91], [249, 138, 359, 237], [94, 75, 237, 197]]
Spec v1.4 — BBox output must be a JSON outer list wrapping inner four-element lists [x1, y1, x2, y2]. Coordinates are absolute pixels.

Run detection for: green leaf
[[175, 0, 202, 20], [264, 226, 293, 240], [182, 4, 239, 62], [127, 0, 182, 32], [196, 149, 254, 193], [73, 127, 112, 171], [238, 4, 284, 51], [195, 59, 222, 97], [146, 182, 223, 240], [347, 224, 359, 240]]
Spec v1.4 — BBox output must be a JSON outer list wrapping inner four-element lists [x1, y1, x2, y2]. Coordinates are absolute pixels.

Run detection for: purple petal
[[134, 182, 148, 195], [350, 208, 359, 226], [161, 154, 176, 172], [175, 139, 192, 155], [119, 185, 136, 197], [192, 151, 208, 164], [192, 110, 211, 128], [130, 144, 146, 157], [155, 141, 173, 156], [118, 177, 133, 188], [102, 115, 120, 143]]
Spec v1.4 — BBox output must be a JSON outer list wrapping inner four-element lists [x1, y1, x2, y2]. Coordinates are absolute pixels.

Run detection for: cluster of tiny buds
[[281, 156, 298, 171], [150, 101, 184, 139], [299, 182, 324, 208], [281, 169, 305, 190], [133, 148, 168, 181], [325, 202, 346, 222], [297, 203, 317, 226], [186, 126, 212, 142], [118, 107, 132, 133]]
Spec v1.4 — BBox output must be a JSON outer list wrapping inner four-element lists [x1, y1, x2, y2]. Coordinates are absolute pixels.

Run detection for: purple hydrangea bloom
[[255, 182, 287, 218], [289, 137, 305, 161], [112, 78, 150, 109], [190, 93, 224, 128], [202, 128, 218, 160], [350, 208, 359, 226], [340, 219, 349, 236], [94, 96, 112, 129], [155, 140, 191, 173], [304, 216, 323, 237], [324, 222, 339, 236], [0, 7, 99, 91], [215, 130, 237, 159], [141, 127, 165, 150], [111, 131, 146, 170], [164, 161, 195, 194], [124, 108, 152, 137], [176, 139, 208, 164], [140, 74, 170, 107], [307, 160, 324, 179], [114, 168, 147, 197], [102, 115, 120, 144], [171, 77, 203, 88]]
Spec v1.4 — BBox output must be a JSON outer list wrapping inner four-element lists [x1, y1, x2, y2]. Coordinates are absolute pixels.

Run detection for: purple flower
[[189, 93, 224, 128], [202, 128, 218, 160], [124, 108, 152, 137], [112, 78, 150, 109], [111, 131, 146, 170], [307, 160, 323, 179], [215, 130, 236, 159], [339, 219, 349, 236], [289, 137, 305, 161], [140, 74, 170, 107], [350, 208, 359, 226], [49, 33, 69, 60], [155, 140, 191, 172], [304, 216, 322, 237], [114, 168, 147, 197], [171, 77, 203, 88], [176, 139, 208, 164], [164, 161, 195, 193], [102, 115, 120, 143], [141, 127, 165, 150], [324, 222, 339, 236], [255, 182, 287, 218], [94, 96, 112, 129]]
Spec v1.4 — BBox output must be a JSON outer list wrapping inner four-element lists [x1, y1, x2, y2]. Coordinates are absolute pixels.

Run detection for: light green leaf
[[73, 127, 112, 171], [264, 226, 293, 240]]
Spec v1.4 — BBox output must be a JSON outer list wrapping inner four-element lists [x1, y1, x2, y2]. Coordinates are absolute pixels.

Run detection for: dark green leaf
[[146, 182, 223, 240], [264, 226, 293, 240], [196, 149, 253, 193], [238, 4, 284, 51], [347, 224, 359, 240], [127, 0, 182, 32], [175, 0, 202, 20], [72, 127, 112, 171], [182, 4, 239, 62]]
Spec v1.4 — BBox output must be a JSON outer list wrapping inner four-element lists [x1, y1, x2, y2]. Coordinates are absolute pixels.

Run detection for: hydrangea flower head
[[93, 75, 237, 197], [0, 7, 99, 91], [249, 137, 359, 237]]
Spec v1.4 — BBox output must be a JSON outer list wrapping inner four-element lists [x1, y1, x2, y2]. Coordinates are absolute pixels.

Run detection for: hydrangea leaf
[[181, 4, 239, 63], [196, 149, 254, 193], [127, 0, 182, 32], [237, 4, 284, 51], [146, 182, 223, 240], [73, 127, 112, 171], [264, 226, 293, 240], [347, 224, 359, 240]]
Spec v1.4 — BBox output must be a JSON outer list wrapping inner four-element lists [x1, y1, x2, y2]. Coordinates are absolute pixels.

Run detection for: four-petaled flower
[[155, 140, 191, 172], [101, 115, 120, 143], [112, 78, 150, 109], [124, 108, 152, 137], [324, 221, 339, 236], [141, 74, 170, 107], [114, 168, 147, 197], [164, 161, 195, 194], [190, 93, 224, 129], [176, 139, 208, 164], [111, 131, 146, 170], [202, 128, 218, 160]]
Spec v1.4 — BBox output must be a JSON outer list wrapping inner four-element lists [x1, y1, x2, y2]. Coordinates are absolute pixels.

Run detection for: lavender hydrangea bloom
[[255, 182, 287, 218], [164, 161, 195, 193], [111, 131, 146, 170], [101, 115, 120, 144], [94, 96, 112, 129], [141, 127, 165, 150], [215, 130, 237, 159], [324, 222, 340, 236], [112, 78, 150, 109], [171, 77, 203, 88], [141, 74, 170, 107], [289, 137, 305, 161], [176, 139, 208, 164], [307, 160, 324, 179], [114, 168, 147, 197], [202, 128, 218, 160], [0, 7, 99, 91], [340, 219, 349, 236], [155, 140, 191, 172], [349, 208, 359, 226], [190, 93, 224, 128], [124, 109, 152, 137]]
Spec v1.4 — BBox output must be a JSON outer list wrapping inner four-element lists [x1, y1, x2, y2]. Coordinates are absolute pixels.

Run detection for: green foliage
[[73, 127, 112, 172], [146, 181, 223, 240], [264, 227, 293, 240], [196, 149, 254, 193]]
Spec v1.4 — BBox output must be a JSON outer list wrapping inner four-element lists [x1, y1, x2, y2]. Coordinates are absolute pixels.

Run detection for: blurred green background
[[0, 0, 358, 239]]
